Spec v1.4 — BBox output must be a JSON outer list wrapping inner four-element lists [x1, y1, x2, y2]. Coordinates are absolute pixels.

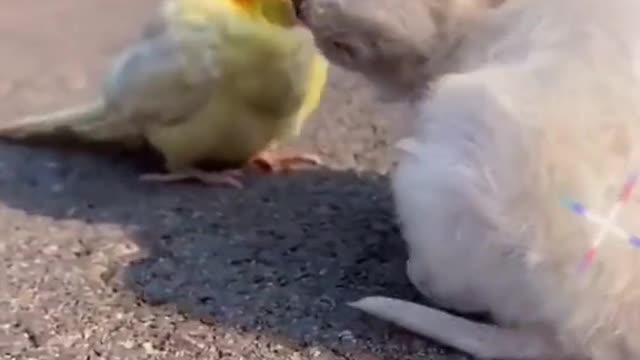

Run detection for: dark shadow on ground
[[0, 143, 444, 358]]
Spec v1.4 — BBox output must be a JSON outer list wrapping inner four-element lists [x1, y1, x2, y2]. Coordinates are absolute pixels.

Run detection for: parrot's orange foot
[[139, 169, 244, 189], [249, 151, 322, 173]]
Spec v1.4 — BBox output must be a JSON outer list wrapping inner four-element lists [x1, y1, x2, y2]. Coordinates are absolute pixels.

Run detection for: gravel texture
[[0, 1, 469, 359]]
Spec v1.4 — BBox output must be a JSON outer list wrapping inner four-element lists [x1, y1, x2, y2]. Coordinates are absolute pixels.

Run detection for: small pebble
[[338, 330, 356, 343]]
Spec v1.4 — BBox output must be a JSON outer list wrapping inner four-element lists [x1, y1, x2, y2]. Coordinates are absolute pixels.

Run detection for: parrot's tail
[[0, 99, 146, 150]]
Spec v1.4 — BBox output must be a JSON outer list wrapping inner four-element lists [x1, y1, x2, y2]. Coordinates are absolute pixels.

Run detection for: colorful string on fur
[[561, 173, 640, 270]]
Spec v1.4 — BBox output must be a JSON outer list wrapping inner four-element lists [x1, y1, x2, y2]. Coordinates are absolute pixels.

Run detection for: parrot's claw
[[249, 151, 323, 173], [139, 169, 244, 188]]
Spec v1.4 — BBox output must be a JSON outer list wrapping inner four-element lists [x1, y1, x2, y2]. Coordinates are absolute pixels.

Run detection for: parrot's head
[[294, 0, 504, 100], [234, 0, 302, 27]]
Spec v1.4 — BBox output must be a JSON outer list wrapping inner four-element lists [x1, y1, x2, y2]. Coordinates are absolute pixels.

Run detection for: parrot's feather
[[0, 99, 144, 149], [103, 31, 220, 128], [0, 100, 105, 136], [287, 53, 329, 137]]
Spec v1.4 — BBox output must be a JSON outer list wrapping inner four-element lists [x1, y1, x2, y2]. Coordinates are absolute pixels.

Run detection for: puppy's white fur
[[310, 0, 640, 358], [367, 0, 640, 358]]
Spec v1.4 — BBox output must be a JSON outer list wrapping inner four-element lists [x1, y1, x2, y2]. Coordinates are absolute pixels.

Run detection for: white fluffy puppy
[[299, 0, 640, 359]]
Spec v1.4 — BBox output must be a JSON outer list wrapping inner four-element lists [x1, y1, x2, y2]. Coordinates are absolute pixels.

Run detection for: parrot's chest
[[144, 92, 294, 170], [142, 31, 315, 171]]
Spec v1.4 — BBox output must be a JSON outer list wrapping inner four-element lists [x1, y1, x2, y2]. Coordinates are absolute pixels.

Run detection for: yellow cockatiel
[[0, 0, 328, 188]]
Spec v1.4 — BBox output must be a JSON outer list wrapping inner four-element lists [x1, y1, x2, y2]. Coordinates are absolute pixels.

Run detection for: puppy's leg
[[349, 296, 562, 359]]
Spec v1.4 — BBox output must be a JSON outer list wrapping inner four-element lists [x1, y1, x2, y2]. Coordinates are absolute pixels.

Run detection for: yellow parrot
[[0, 0, 328, 188]]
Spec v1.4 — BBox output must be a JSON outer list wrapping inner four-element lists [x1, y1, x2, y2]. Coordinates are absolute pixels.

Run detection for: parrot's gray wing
[[102, 23, 220, 127]]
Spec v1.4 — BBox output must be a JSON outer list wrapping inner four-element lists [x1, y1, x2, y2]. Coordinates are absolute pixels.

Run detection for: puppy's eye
[[330, 39, 357, 58]]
